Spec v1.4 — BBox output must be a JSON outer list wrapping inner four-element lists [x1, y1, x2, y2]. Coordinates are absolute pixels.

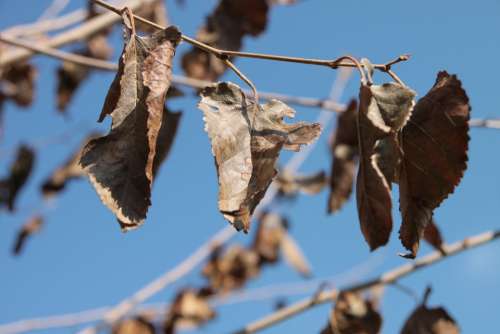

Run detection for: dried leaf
[[181, 0, 270, 81], [12, 216, 43, 256], [327, 99, 358, 213], [112, 316, 155, 334], [280, 233, 312, 277], [136, 0, 169, 34], [423, 219, 445, 253], [56, 5, 112, 112], [0, 62, 36, 107], [321, 291, 382, 334], [399, 72, 470, 258], [199, 82, 321, 231], [202, 245, 260, 292], [41, 132, 101, 197], [164, 289, 216, 334], [401, 290, 460, 334], [153, 106, 182, 178], [356, 83, 415, 250], [80, 23, 181, 231], [0, 144, 35, 211], [276, 169, 327, 198]]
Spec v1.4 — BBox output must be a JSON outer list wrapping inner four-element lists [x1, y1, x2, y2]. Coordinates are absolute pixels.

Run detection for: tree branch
[[231, 230, 500, 334]]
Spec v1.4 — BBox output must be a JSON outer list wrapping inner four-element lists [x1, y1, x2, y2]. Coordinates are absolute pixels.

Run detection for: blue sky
[[1, 0, 500, 333]]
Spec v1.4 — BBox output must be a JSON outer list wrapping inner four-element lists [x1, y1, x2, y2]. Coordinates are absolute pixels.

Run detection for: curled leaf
[[327, 99, 358, 213], [399, 72, 470, 258], [0, 144, 35, 211], [356, 83, 415, 250], [80, 23, 181, 231], [321, 291, 382, 334], [199, 82, 321, 232], [12, 216, 43, 256], [0, 62, 36, 107]]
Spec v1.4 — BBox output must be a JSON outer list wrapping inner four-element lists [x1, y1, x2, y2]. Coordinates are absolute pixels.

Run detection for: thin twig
[[231, 230, 500, 334]]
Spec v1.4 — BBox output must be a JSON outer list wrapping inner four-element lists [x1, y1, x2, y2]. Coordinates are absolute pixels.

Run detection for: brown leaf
[[280, 233, 312, 277], [0, 144, 35, 211], [356, 83, 416, 250], [136, 0, 169, 34], [423, 219, 445, 253], [79, 22, 181, 231], [164, 289, 216, 334], [321, 291, 382, 334], [12, 216, 43, 256], [199, 82, 321, 232], [401, 289, 459, 334], [153, 106, 182, 178], [181, 0, 269, 81], [276, 169, 327, 198], [0, 62, 36, 107], [399, 72, 470, 258], [327, 99, 358, 213], [202, 245, 260, 292], [112, 316, 155, 334], [41, 132, 101, 197]]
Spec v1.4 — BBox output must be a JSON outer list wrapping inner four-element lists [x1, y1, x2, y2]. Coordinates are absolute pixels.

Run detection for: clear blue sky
[[1, 0, 500, 333]]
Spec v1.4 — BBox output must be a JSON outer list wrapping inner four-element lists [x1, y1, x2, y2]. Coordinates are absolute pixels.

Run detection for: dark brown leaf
[[276, 169, 327, 198], [423, 219, 445, 253], [0, 62, 36, 107], [181, 0, 269, 81], [356, 83, 415, 250], [399, 72, 470, 258], [41, 132, 101, 197], [112, 316, 155, 334], [12, 216, 43, 256], [153, 106, 182, 178], [321, 291, 382, 334], [79, 21, 181, 231], [0, 144, 35, 211], [164, 289, 216, 334], [327, 99, 358, 213], [199, 82, 321, 232]]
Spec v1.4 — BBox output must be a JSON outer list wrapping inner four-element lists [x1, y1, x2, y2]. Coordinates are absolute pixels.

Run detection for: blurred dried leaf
[[80, 20, 181, 231], [275, 169, 327, 198], [112, 316, 155, 334], [356, 83, 415, 250], [12, 216, 43, 256], [321, 291, 382, 334], [0, 62, 36, 107], [399, 72, 470, 258], [202, 245, 260, 292], [327, 99, 358, 213], [0, 144, 35, 211], [41, 132, 101, 197], [181, 0, 270, 81], [401, 289, 459, 334], [136, 0, 169, 33], [281, 233, 312, 277], [199, 82, 321, 232], [164, 289, 216, 334], [56, 4, 113, 112]]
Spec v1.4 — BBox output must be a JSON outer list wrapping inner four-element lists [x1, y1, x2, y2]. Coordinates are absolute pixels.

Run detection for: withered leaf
[[12, 216, 43, 256], [356, 83, 415, 250], [199, 82, 321, 232], [401, 289, 459, 334], [253, 211, 311, 277], [275, 169, 327, 198], [0, 62, 36, 107], [153, 106, 182, 178], [327, 99, 358, 213], [79, 22, 181, 231], [135, 0, 169, 34], [164, 289, 216, 334], [0, 144, 35, 211], [423, 219, 445, 253], [321, 291, 382, 334], [112, 316, 155, 334], [202, 245, 260, 292], [399, 72, 470, 258], [56, 4, 112, 111], [41, 132, 101, 197], [181, 0, 270, 81]]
